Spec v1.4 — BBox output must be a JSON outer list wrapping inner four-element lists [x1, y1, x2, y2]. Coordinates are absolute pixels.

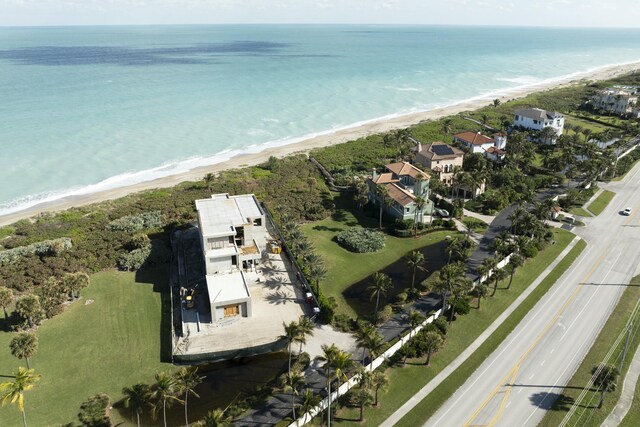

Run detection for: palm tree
[[493, 99, 501, 108], [354, 322, 377, 364], [122, 383, 151, 427], [330, 349, 354, 404], [317, 343, 339, 422], [423, 331, 444, 366], [480, 113, 489, 127], [405, 310, 425, 364], [283, 321, 300, 375], [507, 254, 524, 290], [368, 272, 392, 319], [412, 196, 426, 236], [200, 408, 232, 427], [14, 295, 44, 329], [490, 267, 507, 297], [441, 118, 453, 135], [508, 205, 526, 236], [475, 283, 489, 309], [362, 330, 384, 370], [592, 364, 619, 409], [371, 370, 389, 406], [353, 388, 374, 421], [203, 173, 215, 192], [149, 371, 182, 427], [308, 262, 327, 296], [283, 370, 305, 419], [382, 134, 393, 161], [448, 268, 473, 324], [175, 367, 203, 427], [0, 286, 13, 319], [377, 185, 390, 230], [405, 251, 425, 295], [298, 388, 321, 423], [0, 367, 41, 427], [480, 257, 496, 284], [9, 333, 38, 369], [296, 316, 315, 354]]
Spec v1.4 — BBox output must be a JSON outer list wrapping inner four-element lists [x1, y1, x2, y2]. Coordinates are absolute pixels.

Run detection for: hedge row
[[0, 237, 72, 266]]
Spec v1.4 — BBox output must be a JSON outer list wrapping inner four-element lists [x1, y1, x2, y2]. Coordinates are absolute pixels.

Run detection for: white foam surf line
[[2, 57, 640, 218]]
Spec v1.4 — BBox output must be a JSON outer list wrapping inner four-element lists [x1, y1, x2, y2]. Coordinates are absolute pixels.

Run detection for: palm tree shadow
[[529, 392, 575, 411], [266, 290, 297, 305]]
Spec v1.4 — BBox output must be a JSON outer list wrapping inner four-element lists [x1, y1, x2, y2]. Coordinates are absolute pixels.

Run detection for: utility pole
[[619, 322, 633, 372]]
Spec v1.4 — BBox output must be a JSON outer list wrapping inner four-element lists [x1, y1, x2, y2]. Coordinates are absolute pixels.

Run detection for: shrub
[[0, 237, 73, 266], [395, 291, 408, 304], [335, 227, 385, 253], [117, 247, 150, 271], [433, 317, 448, 336], [375, 305, 393, 324], [106, 211, 163, 232], [77, 393, 111, 427], [333, 314, 354, 332], [317, 294, 336, 324], [453, 298, 471, 316]]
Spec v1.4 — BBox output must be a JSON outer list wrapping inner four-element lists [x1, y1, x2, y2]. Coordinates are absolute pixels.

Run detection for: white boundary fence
[[287, 307, 444, 427], [287, 250, 516, 426]]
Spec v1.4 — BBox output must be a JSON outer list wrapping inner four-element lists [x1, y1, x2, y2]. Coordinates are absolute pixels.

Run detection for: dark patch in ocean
[[0, 40, 333, 66]]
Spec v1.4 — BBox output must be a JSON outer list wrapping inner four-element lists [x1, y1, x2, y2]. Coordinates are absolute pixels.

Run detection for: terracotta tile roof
[[453, 131, 493, 146], [373, 173, 398, 184], [385, 183, 415, 206], [385, 162, 429, 180], [418, 141, 465, 160], [485, 146, 506, 155]]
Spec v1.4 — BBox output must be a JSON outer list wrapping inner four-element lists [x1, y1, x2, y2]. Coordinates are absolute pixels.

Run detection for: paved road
[[423, 164, 640, 427]]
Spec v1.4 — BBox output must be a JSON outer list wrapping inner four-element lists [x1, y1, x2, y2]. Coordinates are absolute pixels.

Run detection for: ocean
[[2, 24, 640, 215]]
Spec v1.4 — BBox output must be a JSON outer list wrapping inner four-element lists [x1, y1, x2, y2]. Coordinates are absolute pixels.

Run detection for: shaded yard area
[[300, 196, 457, 318], [325, 229, 579, 426]]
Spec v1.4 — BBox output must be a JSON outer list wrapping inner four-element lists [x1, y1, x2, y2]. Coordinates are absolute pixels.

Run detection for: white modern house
[[453, 131, 507, 161], [591, 87, 639, 116], [513, 108, 564, 142], [195, 193, 267, 321]]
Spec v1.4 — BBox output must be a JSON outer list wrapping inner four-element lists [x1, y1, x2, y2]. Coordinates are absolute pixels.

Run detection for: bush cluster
[[117, 240, 171, 271], [106, 211, 163, 232], [335, 227, 385, 253], [0, 237, 72, 266]]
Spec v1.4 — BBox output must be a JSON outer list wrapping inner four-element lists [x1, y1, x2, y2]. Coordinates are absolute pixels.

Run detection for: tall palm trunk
[[291, 389, 296, 419], [163, 400, 167, 427], [288, 343, 293, 374], [508, 268, 515, 289], [184, 392, 189, 427], [426, 349, 433, 366], [136, 411, 141, 427], [21, 409, 27, 427], [374, 292, 381, 318], [25, 357, 30, 369], [491, 277, 498, 297]]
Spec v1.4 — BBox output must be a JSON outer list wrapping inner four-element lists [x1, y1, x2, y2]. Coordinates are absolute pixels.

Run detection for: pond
[[112, 352, 287, 426], [342, 239, 449, 319]]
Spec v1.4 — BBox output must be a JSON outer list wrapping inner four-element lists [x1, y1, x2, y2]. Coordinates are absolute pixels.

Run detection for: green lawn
[[570, 207, 593, 217], [540, 274, 640, 427], [0, 267, 173, 426], [322, 229, 580, 426], [587, 189, 616, 216], [564, 114, 612, 134], [301, 200, 455, 318]]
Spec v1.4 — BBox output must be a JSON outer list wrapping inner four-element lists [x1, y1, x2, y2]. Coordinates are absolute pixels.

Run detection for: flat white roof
[[206, 271, 251, 305], [196, 193, 263, 237]]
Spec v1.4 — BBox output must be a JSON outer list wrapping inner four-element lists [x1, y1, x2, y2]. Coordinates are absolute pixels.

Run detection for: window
[[406, 207, 410, 213], [253, 218, 262, 226]]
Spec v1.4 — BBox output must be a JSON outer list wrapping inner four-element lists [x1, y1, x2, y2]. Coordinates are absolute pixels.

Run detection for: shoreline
[[2, 60, 639, 227]]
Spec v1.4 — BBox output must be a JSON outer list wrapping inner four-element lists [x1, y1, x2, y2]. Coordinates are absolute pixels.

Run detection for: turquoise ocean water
[[2, 25, 640, 215]]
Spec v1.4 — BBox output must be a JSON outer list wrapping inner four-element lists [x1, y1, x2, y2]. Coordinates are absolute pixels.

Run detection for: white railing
[[288, 307, 444, 427]]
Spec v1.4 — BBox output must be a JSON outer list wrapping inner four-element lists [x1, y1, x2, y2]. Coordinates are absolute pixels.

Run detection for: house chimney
[[372, 168, 378, 181], [417, 141, 422, 153]]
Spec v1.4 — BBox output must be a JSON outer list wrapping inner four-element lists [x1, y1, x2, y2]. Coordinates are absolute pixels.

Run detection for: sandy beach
[[2, 60, 639, 227]]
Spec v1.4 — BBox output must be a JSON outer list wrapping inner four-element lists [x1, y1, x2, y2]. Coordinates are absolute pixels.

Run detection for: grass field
[[300, 198, 455, 317], [539, 274, 640, 427], [570, 207, 593, 217], [0, 267, 173, 426], [322, 229, 580, 426], [587, 189, 616, 215]]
